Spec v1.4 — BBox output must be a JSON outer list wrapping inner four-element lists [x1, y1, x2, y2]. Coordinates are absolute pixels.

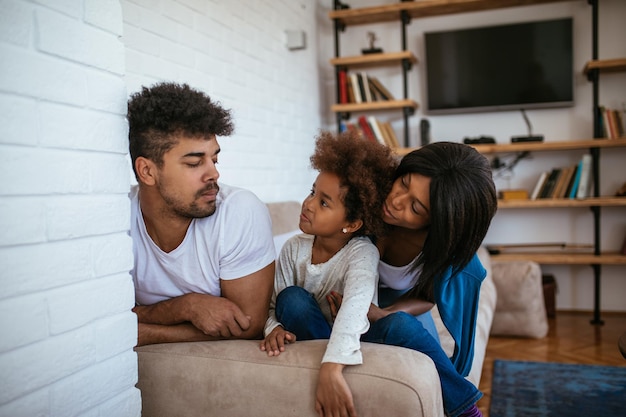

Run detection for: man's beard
[[159, 182, 219, 219]]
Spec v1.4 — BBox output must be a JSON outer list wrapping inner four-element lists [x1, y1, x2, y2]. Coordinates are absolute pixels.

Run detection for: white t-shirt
[[265, 233, 379, 365], [131, 184, 276, 306], [378, 258, 422, 290]]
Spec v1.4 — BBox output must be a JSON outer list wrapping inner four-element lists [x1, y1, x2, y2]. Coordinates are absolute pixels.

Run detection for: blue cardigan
[[433, 253, 486, 377]]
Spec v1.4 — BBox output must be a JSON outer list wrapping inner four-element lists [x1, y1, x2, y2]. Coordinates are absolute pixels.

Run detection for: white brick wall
[[122, 0, 324, 203], [0, 0, 141, 415], [1, 0, 326, 415]]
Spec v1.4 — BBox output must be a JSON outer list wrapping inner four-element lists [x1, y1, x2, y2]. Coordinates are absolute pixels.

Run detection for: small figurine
[[362, 31, 383, 55]]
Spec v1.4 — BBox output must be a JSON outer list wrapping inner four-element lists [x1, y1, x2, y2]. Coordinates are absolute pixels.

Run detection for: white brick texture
[[1, 0, 324, 415], [0, 0, 139, 415]]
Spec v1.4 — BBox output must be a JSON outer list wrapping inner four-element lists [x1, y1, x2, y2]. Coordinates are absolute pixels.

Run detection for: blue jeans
[[378, 287, 440, 343], [276, 286, 482, 417]]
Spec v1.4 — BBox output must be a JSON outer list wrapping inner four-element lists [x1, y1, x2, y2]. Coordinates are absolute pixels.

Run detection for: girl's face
[[382, 173, 431, 231], [299, 172, 354, 238]]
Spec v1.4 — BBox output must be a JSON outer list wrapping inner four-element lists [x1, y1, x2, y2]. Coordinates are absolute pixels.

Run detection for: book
[[357, 115, 376, 142], [349, 73, 362, 103], [562, 165, 578, 198], [368, 76, 395, 100], [568, 160, 583, 199], [338, 70, 348, 104], [381, 121, 400, 148], [499, 189, 529, 200], [539, 168, 561, 199], [356, 73, 367, 103], [367, 116, 386, 146], [553, 165, 575, 199], [576, 154, 593, 199], [361, 72, 373, 102], [530, 171, 549, 200]]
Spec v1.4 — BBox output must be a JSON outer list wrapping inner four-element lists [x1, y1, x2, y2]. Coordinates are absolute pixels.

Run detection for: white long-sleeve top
[[265, 233, 379, 365]]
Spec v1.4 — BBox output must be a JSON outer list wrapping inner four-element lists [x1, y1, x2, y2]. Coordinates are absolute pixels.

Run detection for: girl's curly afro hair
[[310, 130, 397, 238]]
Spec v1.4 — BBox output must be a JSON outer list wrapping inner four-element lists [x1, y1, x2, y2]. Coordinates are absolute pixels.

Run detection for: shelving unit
[[328, 0, 626, 323], [330, 1, 419, 147], [328, 0, 579, 146]]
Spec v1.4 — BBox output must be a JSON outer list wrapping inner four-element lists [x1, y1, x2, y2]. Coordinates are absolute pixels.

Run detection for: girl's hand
[[259, 326, 296, 356], [327, 291, 343, 322], [315, 363, 357, 417]]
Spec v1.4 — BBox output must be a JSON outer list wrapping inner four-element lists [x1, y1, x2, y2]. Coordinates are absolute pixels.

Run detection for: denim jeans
[[275, 286, 482, 417], [378, 287, 440, 343]]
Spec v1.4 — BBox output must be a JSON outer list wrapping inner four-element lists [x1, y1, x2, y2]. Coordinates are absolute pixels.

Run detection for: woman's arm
[[368, 296, 434, 322]]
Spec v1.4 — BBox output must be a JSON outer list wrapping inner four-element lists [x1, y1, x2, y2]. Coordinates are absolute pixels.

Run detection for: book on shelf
[[499, 189, 529, 200], [380, 121, 400, 148], [530, 171, 549, 200], [599, 105, 625, 139], [357, 115, 377, 143], [341, 116, 400, 149], [538, 168, 561, 199], [338, 69, 348, 104], [568, 159, 583, 199], [367, 116, 386, 146], [576, 154, 593, 199], [356, 73, 367, 103], [361, 72, 373, 103], [349, 73, 362, 103], [368, 76, 395, 101], [552, 165, 575, 199]]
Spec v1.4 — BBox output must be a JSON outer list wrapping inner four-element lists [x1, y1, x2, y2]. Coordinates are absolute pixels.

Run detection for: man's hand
[[183, 293, 251, 338], [259, 326, 296, 356], [315, 362, 357, 417]]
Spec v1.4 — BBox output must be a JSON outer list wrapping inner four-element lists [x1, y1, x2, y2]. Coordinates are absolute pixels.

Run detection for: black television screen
[[424, 18, 573, 115]]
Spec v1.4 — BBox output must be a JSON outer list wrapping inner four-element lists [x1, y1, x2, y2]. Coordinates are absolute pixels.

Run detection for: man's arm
[[220, 261, 275, 339], [134, 262, 275, 345]]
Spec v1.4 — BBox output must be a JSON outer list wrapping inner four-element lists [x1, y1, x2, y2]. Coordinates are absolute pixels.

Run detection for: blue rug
[[489, 359, 626, 416]]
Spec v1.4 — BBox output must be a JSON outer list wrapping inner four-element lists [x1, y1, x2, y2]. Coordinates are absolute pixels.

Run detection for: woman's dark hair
[[310, 131, 397, 239], [398, 142, 497, 300], [127, 82, 233, 178]]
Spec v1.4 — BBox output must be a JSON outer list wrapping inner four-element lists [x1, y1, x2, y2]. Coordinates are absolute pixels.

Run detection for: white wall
[[1, 0, 324, 414], [122, 0, 323, 203], [318, 0, 626, 312], [0, 0, 140, 415]]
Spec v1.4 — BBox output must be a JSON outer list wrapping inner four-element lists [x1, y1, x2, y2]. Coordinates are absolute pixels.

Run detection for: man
[[127, 82, 275, 346]]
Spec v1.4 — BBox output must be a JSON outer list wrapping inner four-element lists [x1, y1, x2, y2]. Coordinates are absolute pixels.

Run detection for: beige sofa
[[135, 201, 548, 417]]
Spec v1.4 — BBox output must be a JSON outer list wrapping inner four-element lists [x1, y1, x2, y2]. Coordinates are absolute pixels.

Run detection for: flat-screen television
[[424, 18, 573, 115]]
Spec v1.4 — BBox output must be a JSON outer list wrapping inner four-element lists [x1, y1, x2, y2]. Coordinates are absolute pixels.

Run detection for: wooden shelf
[[583, 58, 626, 75], [329, 0, 571, 27], [394, 138, 626, 156], [497, 197, 626, 209], [330, 51, 417, 69], [331, 99, 418, 113], [491, 252, 626, 265]]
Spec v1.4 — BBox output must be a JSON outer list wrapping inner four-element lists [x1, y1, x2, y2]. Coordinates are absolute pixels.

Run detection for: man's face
[[155, 135, 221, 219]]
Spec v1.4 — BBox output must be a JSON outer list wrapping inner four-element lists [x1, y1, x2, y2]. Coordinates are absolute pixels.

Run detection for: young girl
[[260, 130, 396, 417]]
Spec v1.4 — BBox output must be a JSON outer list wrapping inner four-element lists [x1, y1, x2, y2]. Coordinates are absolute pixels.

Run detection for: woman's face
[[382, 173, 431, 230]]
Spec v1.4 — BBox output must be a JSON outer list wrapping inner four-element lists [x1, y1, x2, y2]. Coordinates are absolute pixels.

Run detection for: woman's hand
[[315, 362, 357, 417], [328, 291, 389, 324], [259, 326, 296, 356]]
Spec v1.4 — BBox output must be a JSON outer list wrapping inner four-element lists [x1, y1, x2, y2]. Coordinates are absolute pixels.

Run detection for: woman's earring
[[342, 228, 348, 234]]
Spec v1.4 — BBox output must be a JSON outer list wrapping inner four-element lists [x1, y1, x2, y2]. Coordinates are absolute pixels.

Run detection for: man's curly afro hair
[[310, 130, 397, 238], [127, 82, 233, 178]]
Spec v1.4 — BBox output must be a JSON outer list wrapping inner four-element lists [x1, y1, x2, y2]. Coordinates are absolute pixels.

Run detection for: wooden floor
[[477, 311, 626, 416]]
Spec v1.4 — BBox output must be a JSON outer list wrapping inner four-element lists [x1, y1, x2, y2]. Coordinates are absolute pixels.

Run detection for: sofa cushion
[[490, 260, 548, 339], [136, 339, 444, 417]]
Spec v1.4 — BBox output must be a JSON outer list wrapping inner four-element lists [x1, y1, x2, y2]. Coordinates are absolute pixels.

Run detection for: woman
[[330, 142, 497, 417]]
